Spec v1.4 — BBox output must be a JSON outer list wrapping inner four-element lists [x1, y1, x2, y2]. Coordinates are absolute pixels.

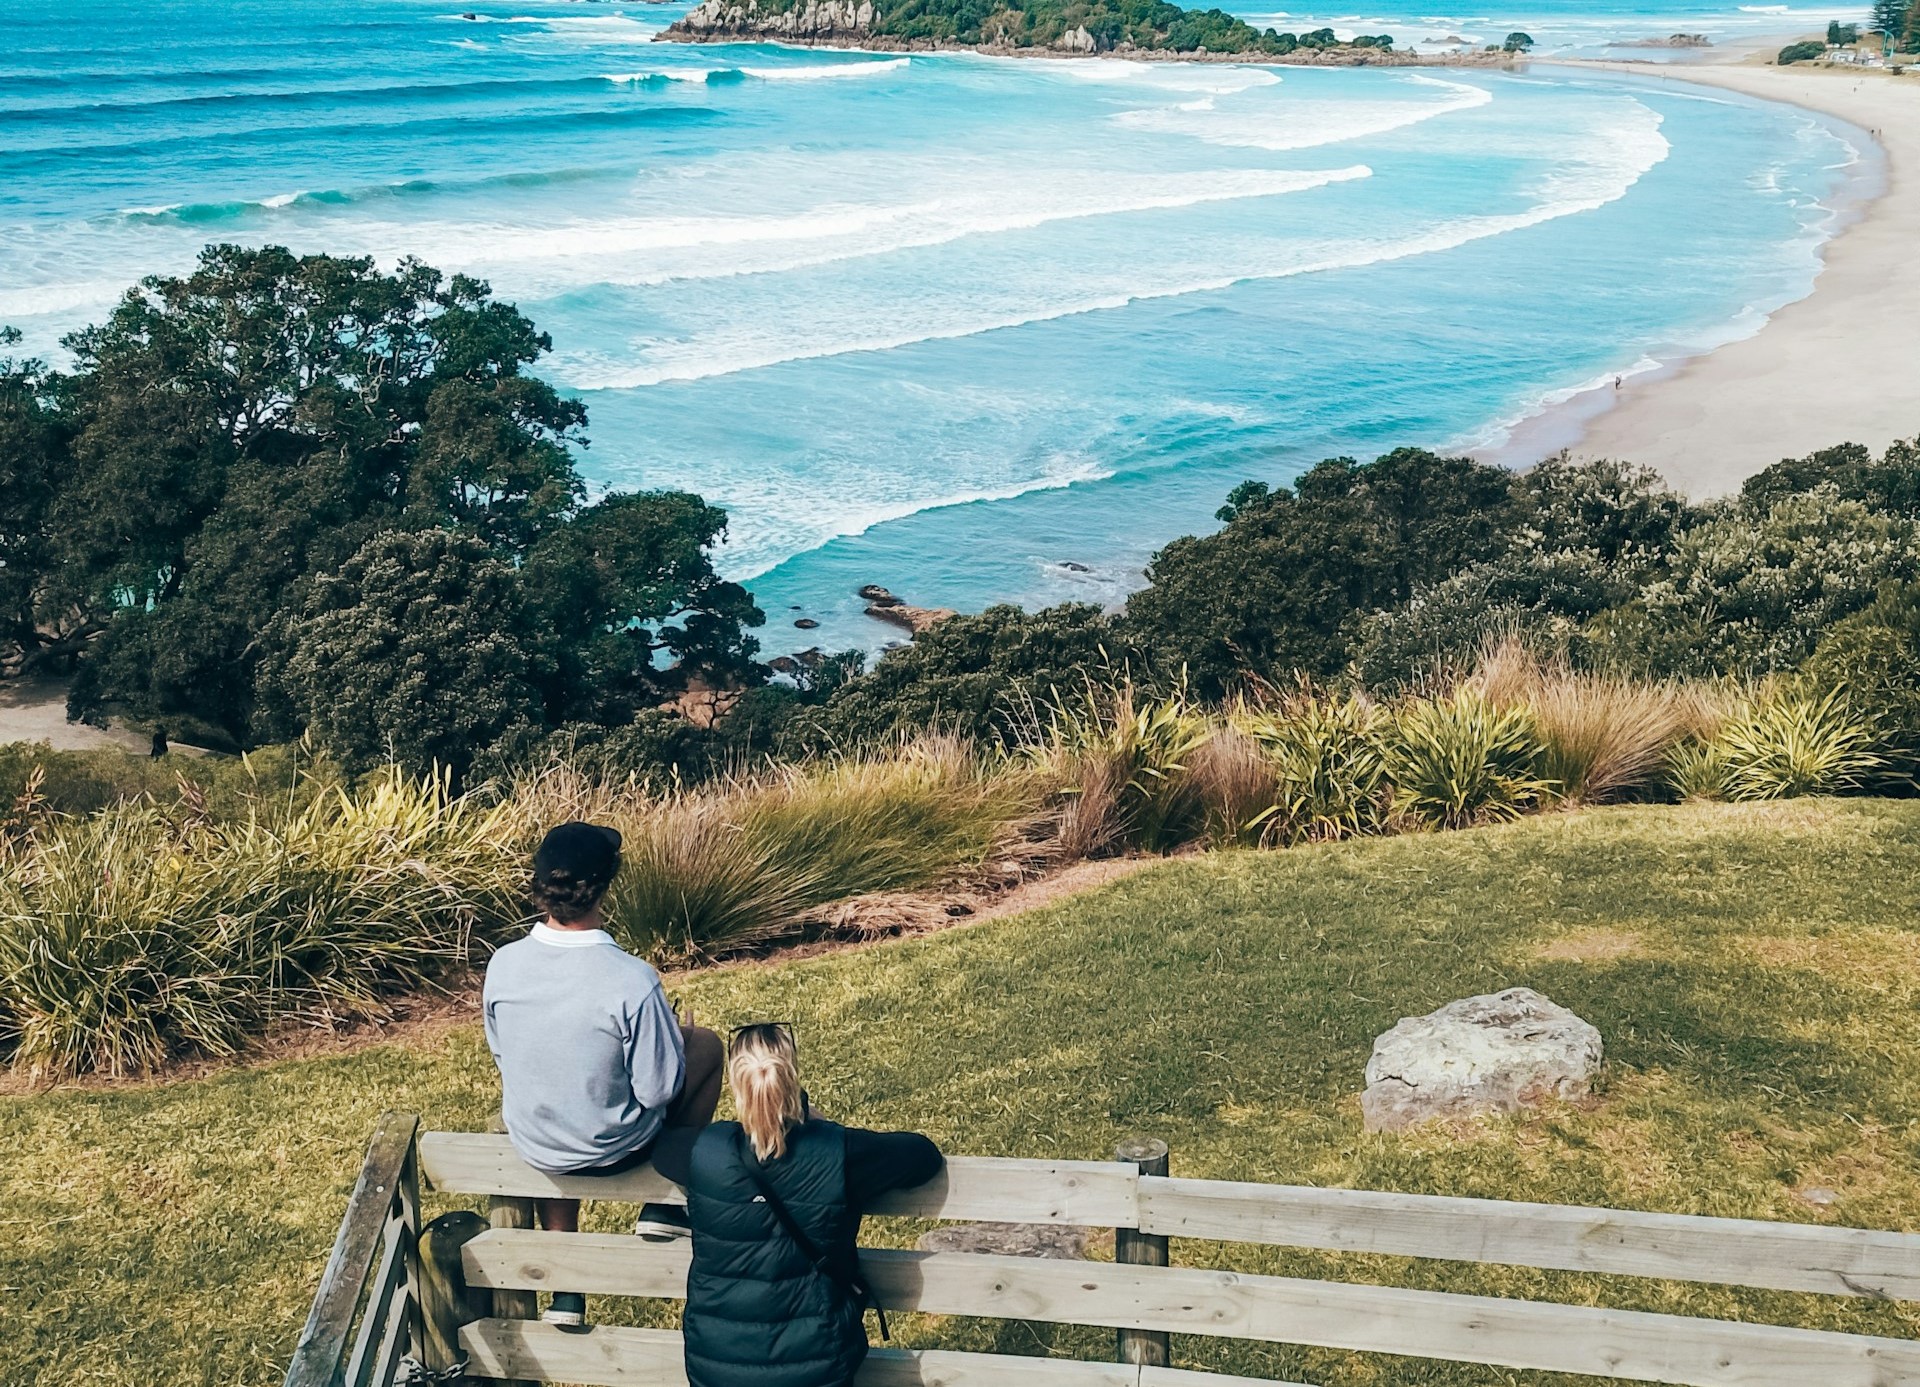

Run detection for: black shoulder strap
[[735, 1129, 890, 1341]]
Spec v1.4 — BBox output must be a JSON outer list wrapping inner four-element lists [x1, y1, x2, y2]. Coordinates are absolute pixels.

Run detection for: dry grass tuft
[[1475, 639, 1722, 805]]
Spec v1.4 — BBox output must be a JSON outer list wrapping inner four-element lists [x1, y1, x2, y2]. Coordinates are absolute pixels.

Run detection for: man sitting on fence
[[484, 820, 724, 1327]]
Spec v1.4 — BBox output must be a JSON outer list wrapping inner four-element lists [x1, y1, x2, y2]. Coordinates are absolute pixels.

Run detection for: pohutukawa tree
[[0, 245, 763, 775]]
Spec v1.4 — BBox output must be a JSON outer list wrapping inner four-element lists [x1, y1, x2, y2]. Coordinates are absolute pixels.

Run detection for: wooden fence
[[286, 1114, 1920, 1387]]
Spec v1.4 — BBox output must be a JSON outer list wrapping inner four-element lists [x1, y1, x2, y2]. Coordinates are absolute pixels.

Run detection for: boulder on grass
[[1362, 987, 1602, 1132]]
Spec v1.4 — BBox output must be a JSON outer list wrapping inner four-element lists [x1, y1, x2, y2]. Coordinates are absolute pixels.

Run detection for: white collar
[[530, 922, 615, 949]]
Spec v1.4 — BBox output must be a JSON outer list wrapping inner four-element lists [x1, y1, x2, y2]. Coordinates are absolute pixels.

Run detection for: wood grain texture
[[458, 1320, 1314, 1386], [461, 1232, 1920, 1387], [284, 1111, 420, 1387], [1138, 1177, 1920, 1300], [421, 1133, 1136, 1226]]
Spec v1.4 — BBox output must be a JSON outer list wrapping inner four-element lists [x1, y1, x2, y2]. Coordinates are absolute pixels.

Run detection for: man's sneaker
[[541, 1291, 587, 1327], [634, 1202, 692, 1242]]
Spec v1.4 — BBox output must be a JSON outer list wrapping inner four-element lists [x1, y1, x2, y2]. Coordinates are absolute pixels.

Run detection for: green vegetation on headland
[[9, 248, 1920, 790], [660, 0, 1408, 60], [10, 799, 1920, 1386]]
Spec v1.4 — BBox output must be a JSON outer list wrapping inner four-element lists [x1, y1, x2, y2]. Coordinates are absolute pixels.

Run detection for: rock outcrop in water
[[860, 585, 956, 635]]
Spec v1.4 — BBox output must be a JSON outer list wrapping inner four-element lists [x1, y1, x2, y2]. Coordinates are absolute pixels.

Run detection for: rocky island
[[658, 0, 1517, 64]]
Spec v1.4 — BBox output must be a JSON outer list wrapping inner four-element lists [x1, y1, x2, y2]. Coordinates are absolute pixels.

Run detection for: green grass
[[8, 800, 1920, 1385]]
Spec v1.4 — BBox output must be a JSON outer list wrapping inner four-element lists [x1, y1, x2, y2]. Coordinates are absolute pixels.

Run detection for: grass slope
[[8, 800, 1920, 1385]]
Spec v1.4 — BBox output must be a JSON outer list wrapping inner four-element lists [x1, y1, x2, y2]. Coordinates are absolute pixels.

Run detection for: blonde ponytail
[[729, 1024, 805, 1162]]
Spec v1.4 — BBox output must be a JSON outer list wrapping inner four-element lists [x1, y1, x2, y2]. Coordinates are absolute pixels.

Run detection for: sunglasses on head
[[729, 1020, 795, 1042]]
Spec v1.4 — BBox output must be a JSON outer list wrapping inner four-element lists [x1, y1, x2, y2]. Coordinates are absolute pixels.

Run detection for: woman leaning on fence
[[654, 1023, 944, 1387]]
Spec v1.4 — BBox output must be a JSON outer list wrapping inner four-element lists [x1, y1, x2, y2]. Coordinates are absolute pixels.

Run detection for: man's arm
[[845, 1128, 944, 1210], [626, 980, 687, 1114]]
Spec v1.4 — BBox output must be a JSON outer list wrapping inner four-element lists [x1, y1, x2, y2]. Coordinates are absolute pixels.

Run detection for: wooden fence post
[[1114, 1136, 1171, 1370], [418, 1211, 491, 1374]]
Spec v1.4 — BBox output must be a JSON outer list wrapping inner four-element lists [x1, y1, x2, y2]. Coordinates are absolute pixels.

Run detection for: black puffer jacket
[[679, 1118, 941, 1387]]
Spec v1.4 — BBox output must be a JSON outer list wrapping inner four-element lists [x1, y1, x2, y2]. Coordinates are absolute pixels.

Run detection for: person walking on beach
[[660, 1023, 943, 1387], [483, 821, 724, 1327]]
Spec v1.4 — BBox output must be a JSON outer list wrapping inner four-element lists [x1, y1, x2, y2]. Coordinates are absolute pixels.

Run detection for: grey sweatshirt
[[483, 923, 686, 1174]]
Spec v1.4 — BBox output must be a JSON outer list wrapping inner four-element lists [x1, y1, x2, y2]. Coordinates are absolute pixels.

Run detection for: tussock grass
[[1027, 682, 1213, 855], [614, 739, 1037, 960], [0, 667, 1897, 1080], [1476, 640, 1722, 804], [9, 801, 1920, 1386], [0, 772, 520, 1079]]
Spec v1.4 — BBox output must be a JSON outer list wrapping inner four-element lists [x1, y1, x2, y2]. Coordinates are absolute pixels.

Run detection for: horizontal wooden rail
[[420, 1132, 1135, 1227], [462, 1231, 1920, 1387], [460, 1320, 1314, 1386], [1139, 1177, 1920, 1301]]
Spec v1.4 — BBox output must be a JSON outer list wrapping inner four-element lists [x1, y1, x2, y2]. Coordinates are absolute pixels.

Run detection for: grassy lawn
[[8, 799, 1920, 1386]]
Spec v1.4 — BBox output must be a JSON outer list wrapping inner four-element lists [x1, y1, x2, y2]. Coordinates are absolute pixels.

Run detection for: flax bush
[[1383, 687, 1553, 830], [1670, 688, 1883, 802], [1028, 682, 1214, 855], [1230, 695, 1388, 845]]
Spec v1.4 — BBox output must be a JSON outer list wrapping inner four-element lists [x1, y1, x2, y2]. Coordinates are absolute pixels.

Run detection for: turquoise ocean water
[[0, 0, 1871, 655]]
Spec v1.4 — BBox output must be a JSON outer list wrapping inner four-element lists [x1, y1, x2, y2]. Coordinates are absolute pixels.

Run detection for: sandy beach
[[1528, 57, 1920, 496]]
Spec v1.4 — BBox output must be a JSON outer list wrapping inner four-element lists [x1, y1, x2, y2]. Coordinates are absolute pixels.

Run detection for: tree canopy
[[3, 246, 761, 775]]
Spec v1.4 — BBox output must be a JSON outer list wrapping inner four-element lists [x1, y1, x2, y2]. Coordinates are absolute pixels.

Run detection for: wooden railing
[[284, 1113, 424, 1387], [293, 1115, 1920, 1387]]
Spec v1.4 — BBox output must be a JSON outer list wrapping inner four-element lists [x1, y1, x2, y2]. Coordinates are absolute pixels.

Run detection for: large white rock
[[1361, 987, 1603, 1132]]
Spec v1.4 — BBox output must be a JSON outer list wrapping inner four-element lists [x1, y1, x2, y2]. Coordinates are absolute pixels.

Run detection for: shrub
[[521, 739, 1037, 961], [1623, 487, 1917, 677], [1351, 549, 1632, 692], [803, 603, 1124, 751], [1029, 682, 1214, 855], [1713, 689, 1882, 801], [1383, 688, 1552, 829], [0, 770, 520, 1077], [1799, 582, 1920, 785], [1231, 695, 1387, 844], [1475, 641, 1721, 804], [1777, 40, 1827, 62]]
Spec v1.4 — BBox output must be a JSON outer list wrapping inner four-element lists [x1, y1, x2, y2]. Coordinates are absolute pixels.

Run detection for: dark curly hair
[[529, 866, 614, 923]]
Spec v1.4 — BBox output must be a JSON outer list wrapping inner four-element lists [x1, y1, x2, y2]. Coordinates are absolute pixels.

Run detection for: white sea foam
[[566, 100, 1669, 390], [739, 57, 911, 80], [0, 278, 130, 319], [727, 456, 1117, 582], [1115, 72, 1492, 151], [603, 68, 721, 84], [384, 165, 1373, 290], [1051, 64, 1282, 96]]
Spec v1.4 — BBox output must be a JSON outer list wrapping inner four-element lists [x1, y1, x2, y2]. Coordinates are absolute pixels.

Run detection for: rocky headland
[[657, 0, 1518, 65]]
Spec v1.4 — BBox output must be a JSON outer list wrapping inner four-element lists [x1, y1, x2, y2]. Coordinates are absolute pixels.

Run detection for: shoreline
[[1507, 57, 1920, 495]]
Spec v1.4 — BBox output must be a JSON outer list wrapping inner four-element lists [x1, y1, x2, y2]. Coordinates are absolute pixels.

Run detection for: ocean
[[0, 0, 1870, 656]]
